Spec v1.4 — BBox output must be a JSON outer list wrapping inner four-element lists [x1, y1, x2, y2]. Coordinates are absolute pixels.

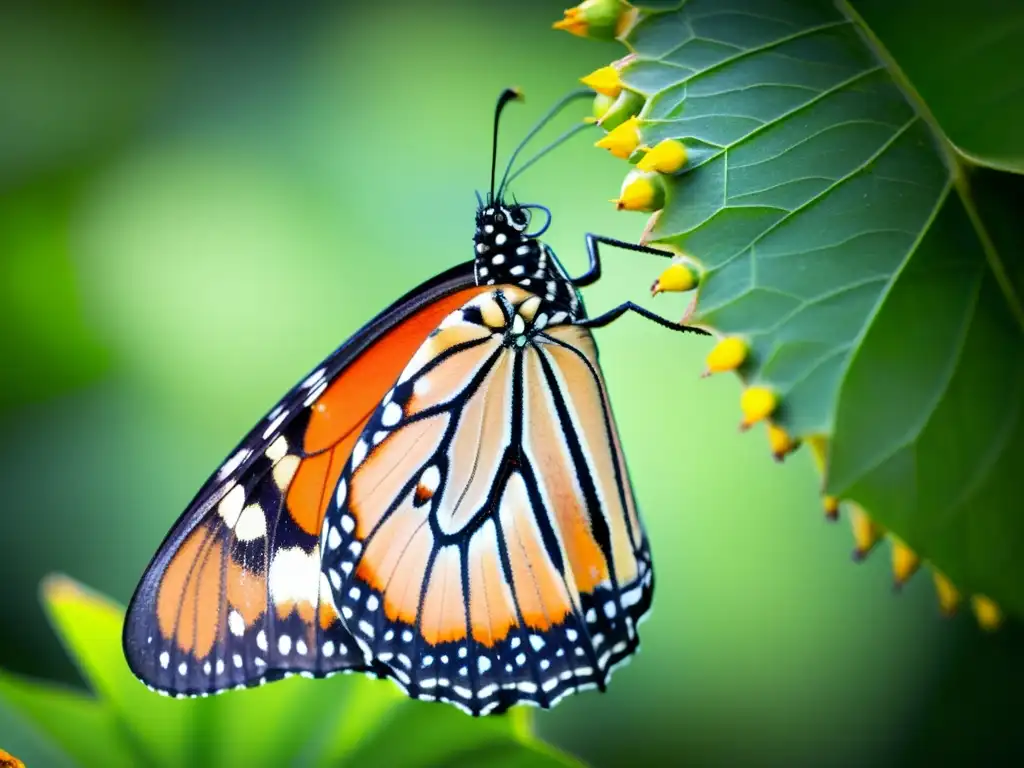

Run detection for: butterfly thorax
[[473, 202, 582, 320]]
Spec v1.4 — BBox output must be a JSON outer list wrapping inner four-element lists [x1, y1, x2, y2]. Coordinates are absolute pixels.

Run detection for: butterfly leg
[[578, 301, 709, 335], [572, 234, 708, 335], [571, 233, 674, 288]]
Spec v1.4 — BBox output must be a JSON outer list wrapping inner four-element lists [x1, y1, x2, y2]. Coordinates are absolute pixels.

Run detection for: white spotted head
[[473, 87, 587, 320]]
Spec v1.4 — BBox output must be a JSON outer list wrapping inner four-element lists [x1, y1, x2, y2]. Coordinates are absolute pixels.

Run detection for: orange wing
[[123, 264, 490, 696], [320, 286, 653, 715]]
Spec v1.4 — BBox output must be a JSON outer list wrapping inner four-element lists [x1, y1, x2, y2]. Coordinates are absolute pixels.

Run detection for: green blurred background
[[1, 0, 1022, 765]]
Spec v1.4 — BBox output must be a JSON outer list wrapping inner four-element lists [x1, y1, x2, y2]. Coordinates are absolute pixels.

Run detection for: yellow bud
[[971, 595, 1003, 631], [596, 116, 641, 159], [932, 571, 961, 617], [703, 336, 748, 375], [739, 386, 776, 430], [552, 7, 588, 36], [637, 138, 689, 174], [822, 495, 839, 521], [553, 0, 630, 41], [651, 262, 698, 295], [581, 65, 623, 98], [890, 539, 920, 588], [767, 423, 799, 462], [612, 170, 664, 212], [850, 507, 883, 561]]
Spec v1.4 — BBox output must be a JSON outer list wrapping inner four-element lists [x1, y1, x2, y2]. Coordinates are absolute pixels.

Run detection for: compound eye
[[510, 208, 530, 230]]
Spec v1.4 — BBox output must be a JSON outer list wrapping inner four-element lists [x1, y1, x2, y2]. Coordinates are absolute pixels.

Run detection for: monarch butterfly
[[123, 88, 708, 716]]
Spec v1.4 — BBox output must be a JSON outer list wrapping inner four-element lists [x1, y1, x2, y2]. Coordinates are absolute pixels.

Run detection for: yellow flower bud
[[891, 539, 920, 588], [651, 262, 698, 295], [703, 336, 748, 375], [822, 495, 839, 521], [850, 506, 883, 561], [581, 65, 623, 98], [767, 423, 799, 462], [612, 169, 664, 212], [932, 571, 961, 617], [637, 138, 688, 174], [596, 116, 641, 159], [738, 386, 776, 430], [971, 595, 1003, 631], [553, 0, 631, 41]]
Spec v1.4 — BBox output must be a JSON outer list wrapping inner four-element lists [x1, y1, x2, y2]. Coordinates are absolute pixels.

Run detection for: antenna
[[496, 88, 592, 198], [490, 88, 523, 203]]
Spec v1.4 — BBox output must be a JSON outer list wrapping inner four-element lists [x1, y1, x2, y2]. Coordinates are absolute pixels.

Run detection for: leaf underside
[[616, 0, 1024, 613]]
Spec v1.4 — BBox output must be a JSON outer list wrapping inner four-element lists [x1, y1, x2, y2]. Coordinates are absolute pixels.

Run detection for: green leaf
[[848, 0, 1024, 174], [0, 577, 581, 767], [38, 575, 209, 766], [330, 697, 577, 768], [0, 673, 136, 768], [596, 0, 1024, 615]]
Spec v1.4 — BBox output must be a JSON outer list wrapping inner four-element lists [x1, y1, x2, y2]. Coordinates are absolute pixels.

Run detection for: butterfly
[[123, 88, 708, 716]]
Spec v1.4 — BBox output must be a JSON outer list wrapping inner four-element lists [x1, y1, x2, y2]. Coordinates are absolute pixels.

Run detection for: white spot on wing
[[262, 411, 288, 439], [219, 448, 251, 479], [217, 484, 246, 528], [381, 401, 402, 427], [420, 465, 441, 494], [234, 504, 267, 542], [228, 611, 245, 638], [265, 435, 288, 462], [268, 546, 321, 608]]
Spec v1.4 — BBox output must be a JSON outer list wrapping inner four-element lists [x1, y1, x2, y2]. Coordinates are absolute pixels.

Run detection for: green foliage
[[587, 0, 1024, 616], [0, 577, 580, 768]]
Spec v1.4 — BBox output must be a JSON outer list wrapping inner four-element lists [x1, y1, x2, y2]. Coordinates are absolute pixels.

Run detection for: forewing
[[123, 264, 489, 696]]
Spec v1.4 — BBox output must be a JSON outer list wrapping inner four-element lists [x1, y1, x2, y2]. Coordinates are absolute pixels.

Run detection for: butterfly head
[[473, 201, 542, 282], [473, 88, 583, 316]]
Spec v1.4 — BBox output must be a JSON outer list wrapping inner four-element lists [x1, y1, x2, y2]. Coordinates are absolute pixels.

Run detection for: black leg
[[578, 301, 710, 336], [571, 233, 708, 336], [571, 233, 675, 288]]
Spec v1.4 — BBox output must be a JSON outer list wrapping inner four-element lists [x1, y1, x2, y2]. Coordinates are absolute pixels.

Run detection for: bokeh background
[[2, 0, 1022, 765]]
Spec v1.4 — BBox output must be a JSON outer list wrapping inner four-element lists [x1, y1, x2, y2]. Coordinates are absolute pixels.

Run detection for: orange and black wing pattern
[[123, 263, 490, 697], [320, 286, 653, 715]]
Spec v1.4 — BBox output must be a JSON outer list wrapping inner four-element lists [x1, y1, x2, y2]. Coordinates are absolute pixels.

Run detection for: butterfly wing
[[320, 286, 653, 715], [123, 263, 491, 696]]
